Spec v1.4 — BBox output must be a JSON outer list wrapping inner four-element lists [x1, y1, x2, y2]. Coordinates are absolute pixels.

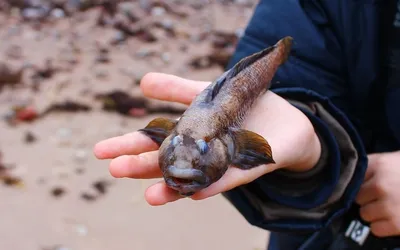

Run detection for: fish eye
[[172, 135, 183, 147], [196, 139, 209, 154]]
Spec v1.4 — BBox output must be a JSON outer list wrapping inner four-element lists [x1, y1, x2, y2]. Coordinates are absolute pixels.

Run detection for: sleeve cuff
[[222, 88, 368, 232]]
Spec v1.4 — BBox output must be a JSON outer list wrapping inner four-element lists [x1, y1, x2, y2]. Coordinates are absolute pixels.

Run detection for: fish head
[[159, 133, 229, 196]]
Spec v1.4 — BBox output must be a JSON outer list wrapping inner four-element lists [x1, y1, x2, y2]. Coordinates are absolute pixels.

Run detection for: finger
[[145, 181, 183, 206], [191, 163, 279, 200], [94, 131, 158, 159], [371, 219, 400, 237], [360, 199, 392, 222], [355, 176, 380, 205], [364, 153, 380, 181], [109, 151, 162, 179], [140, 72, 210, 105]]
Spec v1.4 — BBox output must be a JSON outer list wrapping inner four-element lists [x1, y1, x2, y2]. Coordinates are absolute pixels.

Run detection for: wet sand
[[0, 1, 269, 249]]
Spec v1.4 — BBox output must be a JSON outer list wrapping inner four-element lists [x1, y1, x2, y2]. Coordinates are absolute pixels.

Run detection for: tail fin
[[276, 36, 293, 65]]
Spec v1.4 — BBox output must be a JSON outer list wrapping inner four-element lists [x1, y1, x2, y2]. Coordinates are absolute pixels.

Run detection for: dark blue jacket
[[222, 0, 400, 249]]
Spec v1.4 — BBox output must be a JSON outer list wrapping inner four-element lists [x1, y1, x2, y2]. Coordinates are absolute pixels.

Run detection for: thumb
[[140, 72, 210, 105]]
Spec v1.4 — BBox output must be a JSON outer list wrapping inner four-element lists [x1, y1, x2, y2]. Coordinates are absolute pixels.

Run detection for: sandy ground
[[0, 1, 269, 249]]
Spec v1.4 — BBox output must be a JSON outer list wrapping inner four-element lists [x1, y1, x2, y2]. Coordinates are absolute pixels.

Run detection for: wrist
[[284, 125, 322, 173]]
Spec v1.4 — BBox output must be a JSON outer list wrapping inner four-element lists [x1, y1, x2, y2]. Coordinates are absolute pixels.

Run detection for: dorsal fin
[[204, 37, 293, 102], [210, 70, 230, 100], [205, 45, 276, 102], [227, 45, 275, 80]]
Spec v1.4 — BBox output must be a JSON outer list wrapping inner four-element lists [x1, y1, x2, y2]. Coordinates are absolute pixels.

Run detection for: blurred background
[[0, 0, 269, 249]]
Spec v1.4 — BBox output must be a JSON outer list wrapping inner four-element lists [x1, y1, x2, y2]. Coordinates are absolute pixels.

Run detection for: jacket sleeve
[[221, 0, 370, 232]]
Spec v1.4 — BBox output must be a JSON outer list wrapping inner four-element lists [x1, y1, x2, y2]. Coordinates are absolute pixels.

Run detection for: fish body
[[139, 37, 293, 196]]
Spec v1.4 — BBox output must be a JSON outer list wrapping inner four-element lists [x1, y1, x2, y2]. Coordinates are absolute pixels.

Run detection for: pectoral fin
[[228, 128, 275, 169], [138, 117, 177, 146]]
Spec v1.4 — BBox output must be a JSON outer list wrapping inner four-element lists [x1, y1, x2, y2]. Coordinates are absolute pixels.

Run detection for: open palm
[[93, 72, 320, 206]]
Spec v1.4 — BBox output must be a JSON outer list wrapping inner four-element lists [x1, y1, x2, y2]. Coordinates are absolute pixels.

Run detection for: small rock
[[179, 44, 188, 52], [51, 8, 65, 19], [55, 128, 72, 146], [51, 187, 66, 197], [190, 33, 203, 43], [52, 30, 62, 41], [135, 48, 151, 58], [75, 167, 85, 175], [57, 247, 70, 250], [95, 54, 110, 64], [110, 30, 126, 45], [76, 224, 88, 236], [74, 150, 87, 163], [139, 0, 151, 10], [5, 45, 23, 60], [81, 192, 97, 201], [2, 110, 16, 122], [10, 8, 21, 18], [151, 7, 166, 16], [42, 245, 71, 250], [7, 26, 21, 37], [15, 106, 38, 122], [24, 131, 37, 143], [2, 176, 24, 187], [234, 0, 251, 5], [161, 19, 174, 30], [57, 128, 72, 139], [22, 8, 45, 20], [51, 167, 68, 179], [94, 69, 109, 79], [161, 52, 171, 63], [37, 177, 46, 185], [92, 180, 111, 195]]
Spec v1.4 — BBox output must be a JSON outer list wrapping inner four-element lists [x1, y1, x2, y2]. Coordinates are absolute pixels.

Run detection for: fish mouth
[[164, 166, 209, 196]]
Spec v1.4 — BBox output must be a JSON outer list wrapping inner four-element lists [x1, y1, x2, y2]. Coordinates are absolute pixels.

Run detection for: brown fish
[[139, 36, 293, 196]]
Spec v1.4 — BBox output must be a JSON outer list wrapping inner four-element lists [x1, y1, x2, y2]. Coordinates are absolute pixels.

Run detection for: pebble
[[2, 110, 16, 122], [118, 2, 135, 13], [112, 30, 126, 44], [51, 8, 65, 19], [51, 167, 69, 179], [52, 30, 61, 40], [94, 69, 109, 79], [135, 48, 150, 58], [7, 26, 21, 37], [161, 19, 174, 30], [74, 149, 87, 163], [22, 8, 46, 21], [55, 128, 72, 146], [151, 7, 166, 17], [75, 224, 88, 236], [57, 246, 71, 250], [57, 128, 72, 139], [161, 52, 171, 63], [10, 8, 21, 18], [139, 0, 151, 10], [75, 167, 85, 175], [190, 33, 202, 43], [51, 187, 66, 197], [234, 0, 252, 5]]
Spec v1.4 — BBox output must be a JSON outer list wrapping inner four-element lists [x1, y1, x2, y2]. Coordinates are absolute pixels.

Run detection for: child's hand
[[356, 151, 400, 237]]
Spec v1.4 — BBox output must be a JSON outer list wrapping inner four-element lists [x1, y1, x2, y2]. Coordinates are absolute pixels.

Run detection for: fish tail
[[276, 36, 293, 65]]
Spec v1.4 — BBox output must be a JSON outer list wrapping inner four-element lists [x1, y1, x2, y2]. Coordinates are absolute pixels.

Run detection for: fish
[[138, 36, 293, 196]]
